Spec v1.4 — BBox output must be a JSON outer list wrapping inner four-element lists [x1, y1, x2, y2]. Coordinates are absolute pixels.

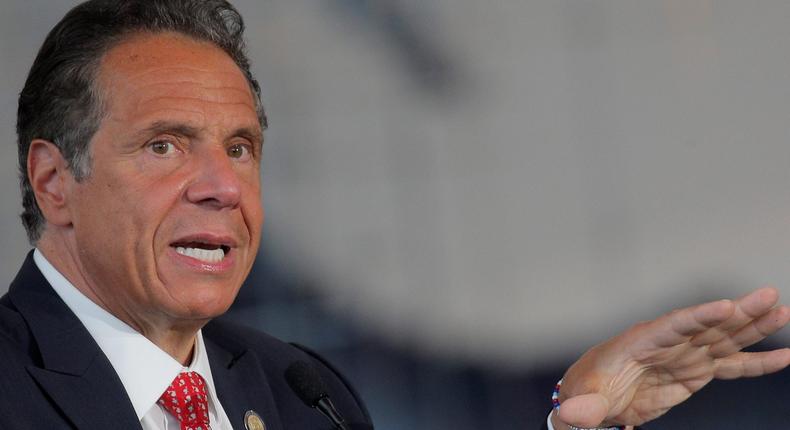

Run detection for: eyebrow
[[136, 120, 264, 149], [137, 121, 200, 140]]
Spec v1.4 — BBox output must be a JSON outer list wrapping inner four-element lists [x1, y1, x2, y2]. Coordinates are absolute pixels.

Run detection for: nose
[[185, 147, 242, 209]]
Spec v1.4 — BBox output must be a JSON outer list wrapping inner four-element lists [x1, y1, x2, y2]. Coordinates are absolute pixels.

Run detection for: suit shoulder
[[289, 342, 373, 424], [0, 293, 35, 354], [202, 317, 293, 356], [203, 317, 373, 427], [0, 293, 44, 409], [203, 317, 335, 371]]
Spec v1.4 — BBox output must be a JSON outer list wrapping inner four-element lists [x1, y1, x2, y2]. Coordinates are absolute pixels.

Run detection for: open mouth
[[171, 242, 231, 263]]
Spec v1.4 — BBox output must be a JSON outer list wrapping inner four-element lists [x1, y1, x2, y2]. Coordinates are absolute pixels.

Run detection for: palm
[[556, 288, 790, 428], [607, 354, 716, 423]]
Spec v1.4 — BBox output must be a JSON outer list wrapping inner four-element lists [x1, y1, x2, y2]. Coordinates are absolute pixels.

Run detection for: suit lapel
[[205, 328, 284, 430], [9, 252, 141, 430]]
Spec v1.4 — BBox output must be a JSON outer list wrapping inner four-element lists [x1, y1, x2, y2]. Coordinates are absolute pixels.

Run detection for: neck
[[142, 328, 198, 365]]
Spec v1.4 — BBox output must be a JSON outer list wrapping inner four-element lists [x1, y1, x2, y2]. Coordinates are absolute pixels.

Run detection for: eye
[[148, 140, 178, 156], [227, 143, 252, 161]]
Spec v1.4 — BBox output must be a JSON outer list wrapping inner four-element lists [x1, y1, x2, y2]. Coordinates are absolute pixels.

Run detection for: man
[[4, 1, 372, 429], [2, 0, 789, 429]]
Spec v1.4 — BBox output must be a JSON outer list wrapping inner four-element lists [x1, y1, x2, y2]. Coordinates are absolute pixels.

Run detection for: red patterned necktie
[[157, 371, 212, 430]]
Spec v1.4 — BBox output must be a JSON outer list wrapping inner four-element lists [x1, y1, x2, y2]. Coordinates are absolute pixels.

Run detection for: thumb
[[557, 393, 610, 428]]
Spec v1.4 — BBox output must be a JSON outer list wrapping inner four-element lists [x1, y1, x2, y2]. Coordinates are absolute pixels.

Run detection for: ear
[[27, 139, 74, 227]]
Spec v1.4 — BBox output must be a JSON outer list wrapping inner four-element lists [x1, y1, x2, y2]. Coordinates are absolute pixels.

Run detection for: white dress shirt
[[34, 249, 234, 430]]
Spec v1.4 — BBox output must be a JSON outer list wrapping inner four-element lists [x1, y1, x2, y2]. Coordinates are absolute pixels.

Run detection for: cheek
[[248, 194, 264, 224], [81, 171, 180, 252], [241, 176, 264, 230], [72, 180, 127, 239]]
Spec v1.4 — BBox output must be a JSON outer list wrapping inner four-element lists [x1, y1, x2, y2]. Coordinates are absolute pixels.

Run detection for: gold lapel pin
[[244, 410, 265, 430]]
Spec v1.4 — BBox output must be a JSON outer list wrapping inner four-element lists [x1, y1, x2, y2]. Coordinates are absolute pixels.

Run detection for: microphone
[[285, 360, 352, 430]]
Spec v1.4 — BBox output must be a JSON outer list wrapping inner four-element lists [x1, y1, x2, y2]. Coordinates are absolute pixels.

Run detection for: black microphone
[[285, 360, 352, 430]]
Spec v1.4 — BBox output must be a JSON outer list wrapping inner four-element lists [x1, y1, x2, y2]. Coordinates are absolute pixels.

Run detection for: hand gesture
[[552, 287, 790, 429]]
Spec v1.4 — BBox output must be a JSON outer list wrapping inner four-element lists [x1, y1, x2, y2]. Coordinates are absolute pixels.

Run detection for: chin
[[173, 301, 234, 323], [162, 281, 241, 321]]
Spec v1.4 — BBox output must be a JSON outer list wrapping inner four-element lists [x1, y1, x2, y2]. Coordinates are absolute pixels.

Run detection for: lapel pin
[[244, 410, 265, 430]]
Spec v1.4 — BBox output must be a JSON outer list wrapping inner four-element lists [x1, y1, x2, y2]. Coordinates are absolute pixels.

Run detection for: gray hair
[[17, 0, 267, 243]]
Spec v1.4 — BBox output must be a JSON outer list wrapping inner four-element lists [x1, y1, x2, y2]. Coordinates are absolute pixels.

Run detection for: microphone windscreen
[[284, 360, 330, 407]]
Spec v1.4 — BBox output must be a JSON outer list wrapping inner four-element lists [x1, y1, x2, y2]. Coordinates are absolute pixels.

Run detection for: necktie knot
[[158, 371, 211, 430]]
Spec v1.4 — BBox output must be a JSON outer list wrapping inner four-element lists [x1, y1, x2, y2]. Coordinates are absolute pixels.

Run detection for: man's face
[[64, 32, 263, 329]]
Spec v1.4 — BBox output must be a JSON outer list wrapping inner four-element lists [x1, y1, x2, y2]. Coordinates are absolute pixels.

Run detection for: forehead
[[95, 32, 258, 129]]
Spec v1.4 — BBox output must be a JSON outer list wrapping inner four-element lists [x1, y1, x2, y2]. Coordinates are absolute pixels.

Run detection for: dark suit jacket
[[0, 252, 373, 430]]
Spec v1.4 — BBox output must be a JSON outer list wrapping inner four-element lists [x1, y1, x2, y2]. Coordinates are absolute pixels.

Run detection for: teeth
[[175, 246, 225, 263]]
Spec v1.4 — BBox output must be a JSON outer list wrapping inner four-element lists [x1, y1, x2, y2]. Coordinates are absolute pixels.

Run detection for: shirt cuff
[[547, 411, 556, 430]]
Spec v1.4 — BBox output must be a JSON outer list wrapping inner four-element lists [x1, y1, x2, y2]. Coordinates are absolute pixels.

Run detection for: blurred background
[[3, 0, 790, 428]]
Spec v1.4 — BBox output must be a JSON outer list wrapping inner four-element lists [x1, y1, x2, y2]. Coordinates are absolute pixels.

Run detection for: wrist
[[551, 412, 635, 430]]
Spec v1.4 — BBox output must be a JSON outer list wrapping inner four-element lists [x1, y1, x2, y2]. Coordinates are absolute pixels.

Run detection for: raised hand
[[551, 287, 790, 430]]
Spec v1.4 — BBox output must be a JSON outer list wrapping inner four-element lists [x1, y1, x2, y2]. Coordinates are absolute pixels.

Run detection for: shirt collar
[[32, 249, 219, 420]]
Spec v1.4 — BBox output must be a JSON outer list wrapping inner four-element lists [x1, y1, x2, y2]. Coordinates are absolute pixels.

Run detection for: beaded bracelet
[[551, 379, 625, 430]]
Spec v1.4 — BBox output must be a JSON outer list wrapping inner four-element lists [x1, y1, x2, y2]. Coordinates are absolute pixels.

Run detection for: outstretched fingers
[[708, 304, 790, 358], [645, 299, 736, 349], [555, 287, 788, 430], [689, 288, 779, 346], [683, 287, 780, 347], [736, 287, 781, 316], [714, 349, 790, 379]]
